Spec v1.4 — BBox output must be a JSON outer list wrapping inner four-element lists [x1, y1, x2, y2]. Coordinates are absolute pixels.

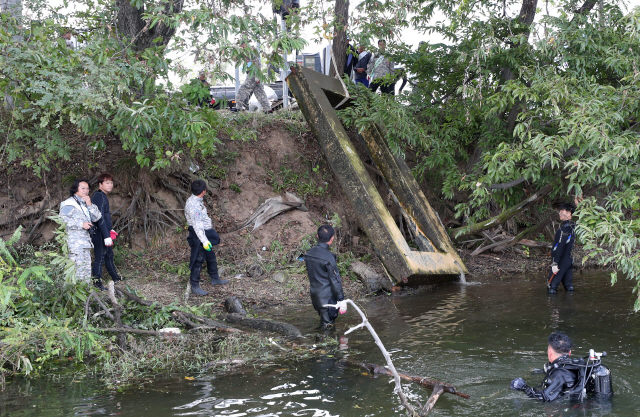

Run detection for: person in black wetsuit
[[91, 173, 122, 290], [304, 225, 345, 330], [548, 203, 576, 294], [510, 332, 578, 401]]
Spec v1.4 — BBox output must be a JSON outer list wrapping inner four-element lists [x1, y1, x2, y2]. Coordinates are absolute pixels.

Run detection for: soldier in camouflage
[[184, 179, 229, 296], [60, 179, 109, 286], [234, 43, 271, 112]]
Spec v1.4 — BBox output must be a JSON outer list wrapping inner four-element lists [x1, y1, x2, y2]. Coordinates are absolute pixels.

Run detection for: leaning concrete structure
[[286, 65, 467, 285]]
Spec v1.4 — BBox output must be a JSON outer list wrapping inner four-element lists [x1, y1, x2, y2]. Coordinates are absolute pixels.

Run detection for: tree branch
[[450, 184, 554, 240]]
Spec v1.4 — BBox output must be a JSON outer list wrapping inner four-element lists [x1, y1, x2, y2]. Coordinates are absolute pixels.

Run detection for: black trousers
[[370, 81, 395, 95], [187, 227, 220, 285], [548, 261, 573, 290], [91, 236, 119, 280], [316, 296, 339, 328]]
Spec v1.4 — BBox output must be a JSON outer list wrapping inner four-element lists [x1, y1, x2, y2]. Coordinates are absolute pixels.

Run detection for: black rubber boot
[[93, 278, 106, 291], [547, 287, 557, 294], [112, 275, 123, 283], [211, 277, 229, 286], [566, 286, 574, 291], [191, 282, 209, 296]]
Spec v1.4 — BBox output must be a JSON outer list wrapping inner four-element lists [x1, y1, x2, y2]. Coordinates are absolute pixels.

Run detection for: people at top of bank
[[510, 332, 578, 401], [547, 202, 576, 294], [367, 39, 395, 95]]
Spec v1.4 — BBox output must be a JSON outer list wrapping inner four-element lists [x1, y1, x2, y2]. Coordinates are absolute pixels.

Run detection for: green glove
[[203, 241, 212, 251]]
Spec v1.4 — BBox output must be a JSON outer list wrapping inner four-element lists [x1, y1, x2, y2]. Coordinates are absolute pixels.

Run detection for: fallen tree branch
[[345, 360, 470, 400], [327, 300, 469, 415], [449, 184, 554, 240], [90, 327, 181, 336], [491, 217, 552, 252], [107, 281, 127, 349], [115, 287, 241, 333], [421, 384, 445, 414], [84, 292, 115, 325]]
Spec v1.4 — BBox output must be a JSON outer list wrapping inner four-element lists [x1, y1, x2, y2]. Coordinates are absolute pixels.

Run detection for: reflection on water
[[2, 271, 639, 416]]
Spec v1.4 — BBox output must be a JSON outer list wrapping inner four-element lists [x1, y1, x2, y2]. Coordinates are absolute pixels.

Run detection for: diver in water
[[548, 203, 576, 293], [510, 332, 578, 401]]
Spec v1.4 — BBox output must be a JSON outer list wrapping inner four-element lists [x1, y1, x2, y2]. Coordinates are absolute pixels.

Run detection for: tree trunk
[[329, 0, 349, 78], [115, 0, 184, 52], [496, 0, 537, 128], [573, 0, 598, 17], [2, 0, 22, 110]]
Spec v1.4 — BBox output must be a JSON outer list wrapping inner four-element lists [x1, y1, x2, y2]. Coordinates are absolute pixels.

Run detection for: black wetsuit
[[304, 242, 344, 328], [548, 220, 576, 291], [523, 356, 579, 401]]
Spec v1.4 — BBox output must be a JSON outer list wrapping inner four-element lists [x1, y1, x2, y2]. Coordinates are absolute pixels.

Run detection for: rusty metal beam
[[286, 65, 466, 285]]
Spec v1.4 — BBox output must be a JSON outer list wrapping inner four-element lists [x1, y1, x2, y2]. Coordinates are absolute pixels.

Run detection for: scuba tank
[[565, 349, 614, 400]]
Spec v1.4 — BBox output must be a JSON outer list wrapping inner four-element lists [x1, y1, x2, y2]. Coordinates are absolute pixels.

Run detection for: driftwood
[[346, 360, 470, 400], [350, 261, 393, 293], [238, 192, 308, 231]]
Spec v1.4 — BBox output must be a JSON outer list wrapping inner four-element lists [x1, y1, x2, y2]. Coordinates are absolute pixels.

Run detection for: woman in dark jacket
[[91, 173, 122, 289]]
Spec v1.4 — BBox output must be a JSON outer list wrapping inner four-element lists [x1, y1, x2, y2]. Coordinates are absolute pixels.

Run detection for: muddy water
[[3, 271, 640, 416]]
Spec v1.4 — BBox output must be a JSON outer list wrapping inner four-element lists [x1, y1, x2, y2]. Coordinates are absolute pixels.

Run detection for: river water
[[2, 271, 639, 416]]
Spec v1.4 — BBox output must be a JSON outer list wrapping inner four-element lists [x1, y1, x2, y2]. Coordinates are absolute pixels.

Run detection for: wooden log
[[346, 360, 470, 399], [449, 184, 553, 240], [225, 313, 303, 338]]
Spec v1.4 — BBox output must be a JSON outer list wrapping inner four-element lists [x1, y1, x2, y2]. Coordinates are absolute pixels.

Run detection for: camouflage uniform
[[184, 194, 221, 285], [235, 57, 271, 112], [60, 195, 102, 281], [367, 53, 395, 82], [367, 53, 396, 94]]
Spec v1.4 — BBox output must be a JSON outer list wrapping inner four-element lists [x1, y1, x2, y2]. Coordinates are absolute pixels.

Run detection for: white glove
[[336, 300, 348, 315], [551, 265, 559, 274], [104, 237, 113, 247]]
